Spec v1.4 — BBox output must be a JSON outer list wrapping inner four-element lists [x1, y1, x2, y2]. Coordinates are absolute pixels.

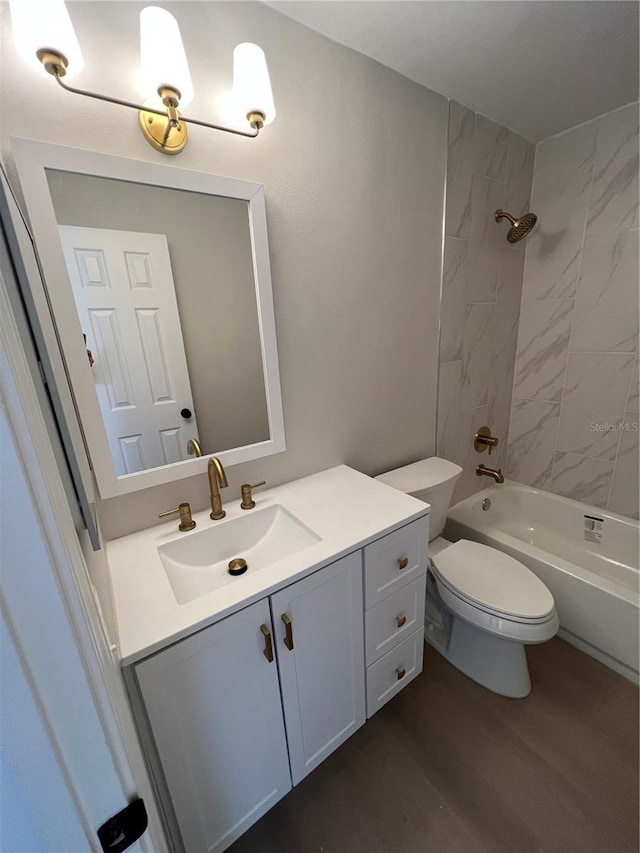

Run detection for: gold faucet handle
[[240, 480, 267, 510], [158, 502, 196, 531], [474, 426, 500, 455]]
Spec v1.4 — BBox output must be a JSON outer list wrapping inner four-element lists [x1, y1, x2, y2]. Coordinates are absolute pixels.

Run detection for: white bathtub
[[444, 482, 640, 683]]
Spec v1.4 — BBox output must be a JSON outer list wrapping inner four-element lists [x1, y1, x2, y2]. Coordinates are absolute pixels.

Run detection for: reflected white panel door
[[271, 552, 366, 785], [58, 225, 198, 475]]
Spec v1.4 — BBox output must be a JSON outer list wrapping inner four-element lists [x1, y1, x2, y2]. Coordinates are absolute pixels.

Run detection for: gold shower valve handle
[[474, 426, 499, 454]]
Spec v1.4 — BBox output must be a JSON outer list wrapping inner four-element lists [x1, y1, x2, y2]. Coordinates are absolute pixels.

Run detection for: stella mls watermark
[[589, 420, 639, 432]]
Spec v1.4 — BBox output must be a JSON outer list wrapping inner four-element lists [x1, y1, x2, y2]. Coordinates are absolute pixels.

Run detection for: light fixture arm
[[50, 68, 262, 139], [37, 48, 265, 153]]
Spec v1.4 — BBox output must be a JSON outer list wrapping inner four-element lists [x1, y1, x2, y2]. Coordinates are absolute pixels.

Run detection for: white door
[[271, 552, 366, 785], [135, 600, 292, 853], [0, 399, 160, 852], [58, 225, 199, 475]]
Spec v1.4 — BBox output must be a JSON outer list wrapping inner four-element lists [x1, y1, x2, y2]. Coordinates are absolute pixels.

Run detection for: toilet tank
[[375, 457, 463, 540]]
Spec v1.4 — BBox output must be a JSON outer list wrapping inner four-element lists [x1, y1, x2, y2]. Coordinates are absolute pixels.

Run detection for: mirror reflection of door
[[58, 226, 199, 475]]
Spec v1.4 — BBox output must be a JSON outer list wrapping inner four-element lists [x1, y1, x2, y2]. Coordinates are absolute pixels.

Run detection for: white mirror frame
[[12, 138, 285, 498]]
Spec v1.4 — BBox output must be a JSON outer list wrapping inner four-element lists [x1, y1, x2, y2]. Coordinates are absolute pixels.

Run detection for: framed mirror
[[12, 138, 285, 498]]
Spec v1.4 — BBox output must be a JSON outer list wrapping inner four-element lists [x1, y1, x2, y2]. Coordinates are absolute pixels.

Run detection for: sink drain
[[228, 558, 248, 576]]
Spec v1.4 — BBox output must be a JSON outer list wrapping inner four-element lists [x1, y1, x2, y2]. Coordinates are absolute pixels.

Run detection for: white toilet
[[376, 457, 559, 698]]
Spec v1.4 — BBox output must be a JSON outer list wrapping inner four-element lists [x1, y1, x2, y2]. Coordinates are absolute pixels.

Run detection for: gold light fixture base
[[138, 107, 188, 154], [247, 111, 266, 131], [36, 48, 68, 78]]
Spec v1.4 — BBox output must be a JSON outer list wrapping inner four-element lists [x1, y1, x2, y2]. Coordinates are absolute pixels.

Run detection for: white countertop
[[107, 465, 429, 666]]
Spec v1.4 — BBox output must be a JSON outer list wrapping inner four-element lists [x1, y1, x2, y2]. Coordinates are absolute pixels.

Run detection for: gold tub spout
[[476, 464, 504, 484]]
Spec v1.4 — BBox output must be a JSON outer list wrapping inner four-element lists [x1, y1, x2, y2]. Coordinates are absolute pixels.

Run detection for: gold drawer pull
[[396, 614, 407, 628], [260, 624, 274, 663], [396, 667, 406, 680], [397, 556, 409, 570], [281, 613, 294, 650]]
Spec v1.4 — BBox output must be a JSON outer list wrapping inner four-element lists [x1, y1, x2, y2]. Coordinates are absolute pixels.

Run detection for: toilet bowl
[[428, 535, 558, 696], [376, 458, 559, 698]]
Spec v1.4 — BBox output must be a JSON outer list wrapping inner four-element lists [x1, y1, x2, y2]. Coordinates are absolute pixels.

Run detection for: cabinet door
[[271, 552, 365, 785], [135, 599, 291, 853]]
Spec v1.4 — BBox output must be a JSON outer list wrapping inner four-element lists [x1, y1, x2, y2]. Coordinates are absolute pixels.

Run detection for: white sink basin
[[158, 504, 322, 605]]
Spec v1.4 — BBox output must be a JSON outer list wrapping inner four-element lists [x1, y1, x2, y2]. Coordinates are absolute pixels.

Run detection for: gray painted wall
[[46, 170, 270, 454], [437, 102, 534, 503], [0, 1, 447, 538], [507, 102, 639, 519]]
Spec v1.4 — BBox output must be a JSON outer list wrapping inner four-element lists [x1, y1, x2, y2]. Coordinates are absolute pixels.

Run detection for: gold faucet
[[187, 438, 203, 457], [476, 464, 504, 484], [208, 456, 229, 519]]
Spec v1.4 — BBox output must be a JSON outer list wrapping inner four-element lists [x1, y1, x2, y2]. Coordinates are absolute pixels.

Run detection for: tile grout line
[[504, 135, 537, 476], [434, 99, 452, 458]]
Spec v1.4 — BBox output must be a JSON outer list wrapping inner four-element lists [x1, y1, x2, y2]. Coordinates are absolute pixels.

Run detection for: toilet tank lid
[[375, 457, 462, 494]]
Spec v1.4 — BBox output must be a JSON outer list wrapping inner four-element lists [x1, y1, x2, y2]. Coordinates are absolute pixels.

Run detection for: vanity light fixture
[[9, 0, 276, 155]]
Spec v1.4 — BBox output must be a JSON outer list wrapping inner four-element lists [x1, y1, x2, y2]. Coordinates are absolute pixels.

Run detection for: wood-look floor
[[229, 638, 639, 853]]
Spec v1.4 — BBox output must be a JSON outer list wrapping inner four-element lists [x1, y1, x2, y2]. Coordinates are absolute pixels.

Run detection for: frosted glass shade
[[9, 0, 84, 78], [140, 6, 194, 108], [233, 43, 276, 126]]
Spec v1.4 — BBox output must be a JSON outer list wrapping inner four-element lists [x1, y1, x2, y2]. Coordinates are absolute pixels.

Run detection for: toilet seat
[[430, 539, 555, 623]]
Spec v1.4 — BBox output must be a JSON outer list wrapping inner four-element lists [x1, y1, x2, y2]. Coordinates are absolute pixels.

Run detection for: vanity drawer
[[365, 574, 426, 666], [366, 626, 424, 718], [363, 518, 427, 608]]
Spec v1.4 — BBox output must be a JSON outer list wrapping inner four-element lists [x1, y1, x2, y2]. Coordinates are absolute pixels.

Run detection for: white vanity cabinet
[[133, 551, 366, 852], [271, 551, 365, 785], [363, 518, 429, 717], [119, 473, 430, 853], [134, 598, 291, 853]]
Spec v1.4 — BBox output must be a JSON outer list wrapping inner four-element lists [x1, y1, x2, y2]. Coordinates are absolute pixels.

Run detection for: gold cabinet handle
[[396, 614, 407, 628], [281, 613, 294, 650], [397, 556, 409, 570], [260, 624, 274, 663], [396, 667, 406, 680]]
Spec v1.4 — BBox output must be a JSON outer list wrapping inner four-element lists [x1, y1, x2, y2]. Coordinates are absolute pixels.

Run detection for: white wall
[[507, 102, 639, 518], [0, 1, 447, 539]]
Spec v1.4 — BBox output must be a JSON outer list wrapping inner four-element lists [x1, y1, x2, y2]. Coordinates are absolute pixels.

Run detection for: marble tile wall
[[507, 102, 639, 519], [437, 102, 534, 502]]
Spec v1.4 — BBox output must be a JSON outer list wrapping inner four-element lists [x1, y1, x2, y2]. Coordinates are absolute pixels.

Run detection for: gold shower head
[[495, 209, 538, 244]]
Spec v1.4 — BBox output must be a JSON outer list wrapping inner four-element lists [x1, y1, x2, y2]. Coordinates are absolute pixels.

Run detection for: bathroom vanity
[[107, 466, 429, 852]]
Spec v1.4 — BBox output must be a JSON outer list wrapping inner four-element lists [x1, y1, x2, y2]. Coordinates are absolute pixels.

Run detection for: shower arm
[[495, 210, 517, 226]]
